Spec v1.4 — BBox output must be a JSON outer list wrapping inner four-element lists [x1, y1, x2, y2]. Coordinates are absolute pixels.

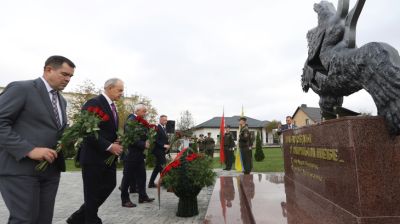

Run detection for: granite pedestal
[[283, 116, 400, 224]]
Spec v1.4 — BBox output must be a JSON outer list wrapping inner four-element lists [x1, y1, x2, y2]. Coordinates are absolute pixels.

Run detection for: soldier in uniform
[[239, 117, 253, 174], [204, 133, 215, 157], [198, 134, 205, 153], [223, 126, 236, 170]]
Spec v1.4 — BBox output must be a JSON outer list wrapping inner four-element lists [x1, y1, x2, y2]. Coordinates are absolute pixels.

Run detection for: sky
[[1, 0, 399, 125]]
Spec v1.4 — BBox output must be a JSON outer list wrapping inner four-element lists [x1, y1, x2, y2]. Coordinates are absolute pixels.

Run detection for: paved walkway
[[0, 169, 242, 224]]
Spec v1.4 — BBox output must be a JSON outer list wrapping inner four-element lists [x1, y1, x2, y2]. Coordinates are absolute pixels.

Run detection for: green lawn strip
[[66, 147, 284, 172]]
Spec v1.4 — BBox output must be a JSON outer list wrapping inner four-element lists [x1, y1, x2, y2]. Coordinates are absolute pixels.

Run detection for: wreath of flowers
[[160, 147, 216, 191]]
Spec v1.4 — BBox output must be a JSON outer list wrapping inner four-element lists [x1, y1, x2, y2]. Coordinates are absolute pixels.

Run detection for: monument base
[[283, 116, 400, 224], [285, 177, 400, 224]]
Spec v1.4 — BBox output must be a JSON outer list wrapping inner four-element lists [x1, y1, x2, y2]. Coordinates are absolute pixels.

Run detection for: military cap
[[239, 117, 247, 121]]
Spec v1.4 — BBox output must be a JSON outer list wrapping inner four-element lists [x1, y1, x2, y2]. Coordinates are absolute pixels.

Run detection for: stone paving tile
[[0, 169, 242, 224]]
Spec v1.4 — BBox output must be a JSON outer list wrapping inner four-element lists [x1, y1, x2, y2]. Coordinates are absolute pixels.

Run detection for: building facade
[[192, 116, 272, 146], [292, 104, 322, 127]]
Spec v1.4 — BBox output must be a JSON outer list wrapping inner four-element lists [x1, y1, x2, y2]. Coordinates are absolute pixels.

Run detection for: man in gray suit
[[0, 55, 75, 224]]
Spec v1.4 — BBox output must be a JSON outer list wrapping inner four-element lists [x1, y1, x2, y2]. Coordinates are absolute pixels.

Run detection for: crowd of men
[[0, 55, 295, 224]]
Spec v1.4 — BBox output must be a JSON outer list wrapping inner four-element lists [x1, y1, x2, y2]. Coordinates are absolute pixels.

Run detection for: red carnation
[[93, 107, 100, 114], [186, 153, 198, 162], [87, 106, 95, 112], [161, 165, 172, 177], [136, 116, 150, 127], [171, 160, 181, 168], [149, 124, 158, 130], [98, 110, 105, 117], [102, 114, 110, 121]]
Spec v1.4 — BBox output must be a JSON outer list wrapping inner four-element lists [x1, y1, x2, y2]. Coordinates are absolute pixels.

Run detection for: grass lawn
[[211, 147, 284, 172], [66, 147, 284, 172]]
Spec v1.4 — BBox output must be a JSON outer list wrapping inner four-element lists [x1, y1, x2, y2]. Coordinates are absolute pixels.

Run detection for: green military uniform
[[223, 132, 236, 170], [239, 124, 253, 174], [204, 136, 215, 157], [198, 136, 206, 153]]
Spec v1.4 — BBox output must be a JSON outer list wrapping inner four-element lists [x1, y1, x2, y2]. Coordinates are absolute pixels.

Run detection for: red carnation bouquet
[[36, 106, 109, 171], [105, 115, 158, 166], [160, 147, 216, 191]]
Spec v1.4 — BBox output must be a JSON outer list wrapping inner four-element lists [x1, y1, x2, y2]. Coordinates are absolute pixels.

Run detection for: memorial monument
[[284, 0, 400, 223]]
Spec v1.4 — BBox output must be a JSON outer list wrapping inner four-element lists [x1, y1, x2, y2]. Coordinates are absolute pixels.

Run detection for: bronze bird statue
[[302, 0, 400, 135]]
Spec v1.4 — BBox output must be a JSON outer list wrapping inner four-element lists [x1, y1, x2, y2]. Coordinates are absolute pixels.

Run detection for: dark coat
[[0, 78, 67, 174], [239, 125, 251, 149], [123, 114, 148, 162], [78, 94, 119, 166], [223, 132, 235, 149], [153, 124, 169, 156]]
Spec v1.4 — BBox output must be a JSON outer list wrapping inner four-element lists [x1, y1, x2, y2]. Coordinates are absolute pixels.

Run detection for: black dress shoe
[[122, 201, 137, 208], [139, 197, 155, 203], [66, 216, 84, 224], [148, 183, 156, 188]]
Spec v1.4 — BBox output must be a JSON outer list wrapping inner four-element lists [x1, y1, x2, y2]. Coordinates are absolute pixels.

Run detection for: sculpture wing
[[306, 27, 325, 63]]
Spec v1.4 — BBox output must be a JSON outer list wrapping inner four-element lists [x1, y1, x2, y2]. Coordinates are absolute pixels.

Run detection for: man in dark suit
[[120, 104, 155, 207], [0, 56, 75, 224], [148, 115, 170, 188], [277, 116, 296, 135], [67, 78, 124, 224]]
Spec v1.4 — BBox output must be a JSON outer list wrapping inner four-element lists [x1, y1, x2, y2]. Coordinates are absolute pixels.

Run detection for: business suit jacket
[[153, 124, 169, 157], [277, 124, 296, 135], [78, 94, 119, 166], [123, 114, 148, 162], [0, 78, 67, 175]]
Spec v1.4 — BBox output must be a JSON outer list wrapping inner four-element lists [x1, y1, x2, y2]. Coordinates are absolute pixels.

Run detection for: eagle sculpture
[[301, 0, 400, 135]]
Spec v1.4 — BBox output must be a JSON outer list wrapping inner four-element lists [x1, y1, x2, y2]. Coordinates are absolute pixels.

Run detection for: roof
[[195, 116, 269, 129], [293, 104, 322, 122]]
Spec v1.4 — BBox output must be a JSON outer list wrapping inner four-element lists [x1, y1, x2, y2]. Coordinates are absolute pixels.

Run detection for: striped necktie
[[110, 103, 118, 126], [50, 90, 61, 128]]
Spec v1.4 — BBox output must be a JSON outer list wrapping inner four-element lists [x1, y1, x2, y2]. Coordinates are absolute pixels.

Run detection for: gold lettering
[[285, 134, 312, 144], [290, 147, 340, 162]]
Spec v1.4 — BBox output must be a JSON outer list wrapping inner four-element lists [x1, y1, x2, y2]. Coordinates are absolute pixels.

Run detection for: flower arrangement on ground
[[161, 147, 216, 217], [36, 106, 108, 171]]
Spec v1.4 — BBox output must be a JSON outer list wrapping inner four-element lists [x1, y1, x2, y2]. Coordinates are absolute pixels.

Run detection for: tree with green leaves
[[67, 79, 99, 122], [65, 79, 158, 161], [254, 131, 265, 161]]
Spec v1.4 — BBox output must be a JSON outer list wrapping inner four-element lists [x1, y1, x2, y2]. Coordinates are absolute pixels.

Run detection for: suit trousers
[[149, 152, 166, 186], [121, 159, 148, 202], [70, 164, 116, 224], [120, 161, 135, 202], [0, 170, 60, 224]]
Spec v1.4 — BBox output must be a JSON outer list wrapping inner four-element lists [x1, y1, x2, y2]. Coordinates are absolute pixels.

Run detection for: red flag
[[219, 110, 225, 164]]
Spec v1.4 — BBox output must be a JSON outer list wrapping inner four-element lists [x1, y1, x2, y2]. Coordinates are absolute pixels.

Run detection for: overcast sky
[[1, 0, 399, 124]]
